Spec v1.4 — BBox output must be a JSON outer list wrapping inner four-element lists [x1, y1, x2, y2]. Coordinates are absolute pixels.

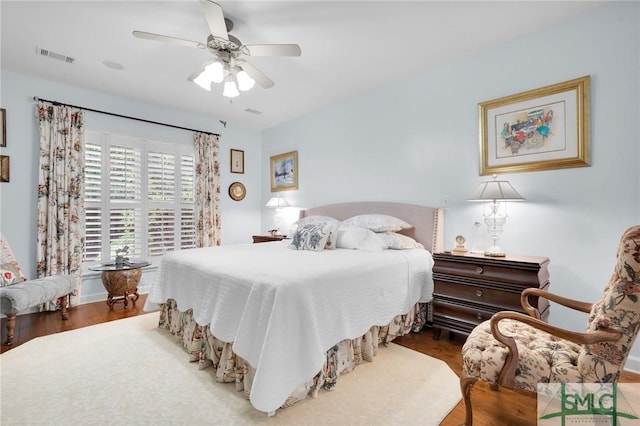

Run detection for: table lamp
[[266, 195, 290, 235], [467, 174, 524, 257]]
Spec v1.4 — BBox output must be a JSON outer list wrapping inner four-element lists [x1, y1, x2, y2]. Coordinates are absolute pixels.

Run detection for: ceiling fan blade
[[238, 61, 274, 89], [200, 0, 229, 41], [244, 44, 302, 57], [132, 31, 204, 49]]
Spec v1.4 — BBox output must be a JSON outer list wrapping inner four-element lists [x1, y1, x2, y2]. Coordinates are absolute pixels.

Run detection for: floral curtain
[[194, 132, 221, 248], [36, 102, 85, 309]]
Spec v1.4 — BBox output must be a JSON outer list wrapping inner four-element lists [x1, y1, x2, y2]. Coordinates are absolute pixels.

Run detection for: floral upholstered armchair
[[459, 225, 640, 425]]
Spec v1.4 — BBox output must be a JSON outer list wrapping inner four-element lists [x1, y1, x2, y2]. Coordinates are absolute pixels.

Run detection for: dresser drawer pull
[[475, 290, 483, 297], [475, 266, 484, 274], [476, 312, 483, 320]]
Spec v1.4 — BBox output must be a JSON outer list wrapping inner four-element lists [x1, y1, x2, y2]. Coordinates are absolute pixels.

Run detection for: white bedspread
[[145, 241, 434, 413]]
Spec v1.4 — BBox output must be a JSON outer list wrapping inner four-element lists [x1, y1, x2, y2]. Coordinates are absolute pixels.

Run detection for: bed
[[144, 201, 443, 414]]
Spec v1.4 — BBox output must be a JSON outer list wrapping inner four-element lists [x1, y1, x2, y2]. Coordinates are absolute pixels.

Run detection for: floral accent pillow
[[377, 232, 425, 250], [289, 222, 339, 251], [0, 262, 26, 287], [293, 215, 340, 249], [341, 214, 413, 233]]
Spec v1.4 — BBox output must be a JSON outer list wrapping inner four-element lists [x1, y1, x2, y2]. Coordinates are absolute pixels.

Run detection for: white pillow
[[336, 227, 385, 252], [323, 221, 340, 250], [288, 222, 339, 251], [377, 232, 425, 250], [341, 214, 413, 233]]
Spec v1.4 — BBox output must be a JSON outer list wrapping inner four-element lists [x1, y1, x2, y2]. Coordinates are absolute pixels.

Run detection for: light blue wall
[[1, 1, 639, 369], [0, 71, 263, 301], [261, 3, 640, 368]]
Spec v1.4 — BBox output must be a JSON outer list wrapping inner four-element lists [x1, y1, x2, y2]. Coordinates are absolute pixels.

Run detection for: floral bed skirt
[[158, 298, 431, 410]]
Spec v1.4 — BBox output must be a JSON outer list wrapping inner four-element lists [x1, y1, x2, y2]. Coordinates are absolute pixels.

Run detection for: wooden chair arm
[[521, 287, 593, 319], [490, 311, 621, 387]]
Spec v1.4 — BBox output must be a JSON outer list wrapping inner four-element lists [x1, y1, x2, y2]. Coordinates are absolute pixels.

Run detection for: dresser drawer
[[432, 300, 497, 331], [434, 280, 522, 311], [433, 257, 548, 288]]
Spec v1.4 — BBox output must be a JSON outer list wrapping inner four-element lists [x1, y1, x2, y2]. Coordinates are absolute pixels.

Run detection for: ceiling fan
[[132, 0, 301, 98]]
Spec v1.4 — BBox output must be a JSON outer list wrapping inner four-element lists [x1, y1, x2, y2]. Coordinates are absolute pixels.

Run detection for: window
[[84, 132, 195, 264]]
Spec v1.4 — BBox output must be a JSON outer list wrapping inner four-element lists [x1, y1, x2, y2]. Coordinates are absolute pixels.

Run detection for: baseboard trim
[[624, 355, 640, 374], [78, 284, 152, 305]]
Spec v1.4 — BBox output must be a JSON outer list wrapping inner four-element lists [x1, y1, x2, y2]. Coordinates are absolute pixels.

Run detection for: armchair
[[460, 225, 640, 425], [0, 233, 75, 345]]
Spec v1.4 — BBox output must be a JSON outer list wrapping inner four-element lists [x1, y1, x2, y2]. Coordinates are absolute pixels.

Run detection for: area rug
[[1, 313, 461, 425]]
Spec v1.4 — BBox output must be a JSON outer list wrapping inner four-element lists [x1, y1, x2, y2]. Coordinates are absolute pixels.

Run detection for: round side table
[[89, 261, 151, 309]]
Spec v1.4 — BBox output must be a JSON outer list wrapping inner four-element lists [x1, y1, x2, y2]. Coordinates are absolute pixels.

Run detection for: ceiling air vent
[[244, 108, 262, 115], [36, 47, 75, 64]]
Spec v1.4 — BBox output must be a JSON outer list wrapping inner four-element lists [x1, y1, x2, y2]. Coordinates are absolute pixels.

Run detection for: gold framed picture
[[0, 108, 6, 147], [0, 155, 9, 182], [270, 150, 298, 192], [230, 149, 244, 174], [479, 76, 590, 175]]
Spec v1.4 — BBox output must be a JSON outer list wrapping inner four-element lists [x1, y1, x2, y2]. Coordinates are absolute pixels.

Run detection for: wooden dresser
[[431, 251, 550, 339]]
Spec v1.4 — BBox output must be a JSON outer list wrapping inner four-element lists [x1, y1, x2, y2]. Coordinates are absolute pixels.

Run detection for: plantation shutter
[[180, 154, 196, 250], [83, 132, 195, 265], [84, 143, 103, 262]]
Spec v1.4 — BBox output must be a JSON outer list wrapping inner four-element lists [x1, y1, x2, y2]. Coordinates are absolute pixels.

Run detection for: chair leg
[[58, 296, 69, 320], [460, 371, 478, 426], [4, 313, 16, 345]]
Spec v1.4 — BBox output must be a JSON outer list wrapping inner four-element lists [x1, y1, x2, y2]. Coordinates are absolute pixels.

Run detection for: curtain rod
[[33, 96, 220, 137]]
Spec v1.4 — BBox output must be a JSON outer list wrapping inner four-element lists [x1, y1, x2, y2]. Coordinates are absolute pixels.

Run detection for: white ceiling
[[1, 1, 605, 130]]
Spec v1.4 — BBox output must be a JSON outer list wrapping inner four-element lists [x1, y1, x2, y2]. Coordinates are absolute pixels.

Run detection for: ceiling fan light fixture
[[191, 60, 225, 90], [134, 0, 300, 99], [223, 76, 240, 98], [192, 72, 213, 91], [236, 69, 255, 91], [205, 61, 225, 83]]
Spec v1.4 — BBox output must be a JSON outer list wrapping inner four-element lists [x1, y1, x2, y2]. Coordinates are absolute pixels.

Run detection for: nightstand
[[252, 234, 287, 243], [431, 252, 550, 339]]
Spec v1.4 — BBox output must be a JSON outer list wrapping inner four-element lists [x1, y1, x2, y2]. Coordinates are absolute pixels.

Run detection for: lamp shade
[[266, 197, 290, 208], [236, 69, 255, 91], [190, 60, 225, 91], [223, 78, 240, 98], [468, 175, 524, 201]]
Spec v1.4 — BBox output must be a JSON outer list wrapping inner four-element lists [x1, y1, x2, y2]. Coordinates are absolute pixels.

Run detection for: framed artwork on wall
[[479, 75, 590, 175], [1, 108, 6, 147], [230, 149, 244, 174], [270, 150, 298, 192], [228, 181, 246, 201], [0, 155, 9, 182]]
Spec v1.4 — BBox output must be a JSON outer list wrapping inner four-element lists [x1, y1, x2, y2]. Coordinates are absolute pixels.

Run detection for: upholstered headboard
[[299, 201, 444, 253]]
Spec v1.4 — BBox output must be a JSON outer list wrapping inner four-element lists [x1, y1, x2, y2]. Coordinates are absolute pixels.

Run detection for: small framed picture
[[270, 150, 298, 192], [1, 108, 6, 147], [230, 149, 244, 174], [0, 155, 9, 182]]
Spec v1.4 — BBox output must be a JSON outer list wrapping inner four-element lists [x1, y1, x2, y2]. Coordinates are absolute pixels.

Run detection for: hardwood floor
[[0, 294, 153, 355], [2, 296, 639, 425]]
